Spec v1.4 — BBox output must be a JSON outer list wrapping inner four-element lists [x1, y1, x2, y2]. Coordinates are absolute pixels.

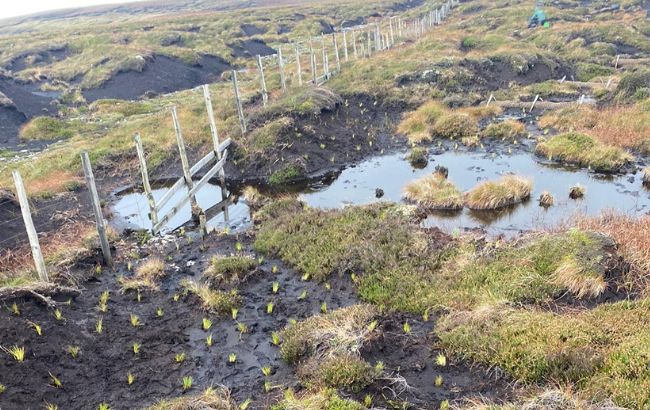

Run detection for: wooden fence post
[[171, 107, 198, 210], [333, 33, 341, 72], [530, 95, 540, 112], [352, 30, 358, 59], [295, 44, 303, 86], [81, 153, 113, 267], [12, 170, 48, 282], [390, 18, 395, 46], [311, 54, 317, 84], [321, 34, 328, 78], [343, 30, 349, 62], [361, 43, 366, 59], [367, 31, 372, 57], [134, 133, 158, 230], [375, 24, 380, 51], [231, 70, 247, 135], [203, 85, 229, 207], [278, 47, 287, 92], [256, 55, 268, 107]]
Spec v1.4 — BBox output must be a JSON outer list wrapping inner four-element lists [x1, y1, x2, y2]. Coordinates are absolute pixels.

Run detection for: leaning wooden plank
[[154, 151, 228, 233]]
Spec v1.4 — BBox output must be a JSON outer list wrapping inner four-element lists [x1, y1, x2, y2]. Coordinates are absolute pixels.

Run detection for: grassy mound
[[465, 174, 533, 210], [397, 100, 448, 143], [403, 173, 464, 210], [438, 300, 650, 408], [139, 386, 238, 410], [484, 120, 525, 140], [432, 112, 479, 140], [280, 305, 379, 392], [536, 133, 632, 172], [203, 256, 256, 287]]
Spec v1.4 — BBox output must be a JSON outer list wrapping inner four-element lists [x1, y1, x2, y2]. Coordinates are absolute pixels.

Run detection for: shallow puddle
[[112, 184, 251, 234], [112, 149, 650, 236]]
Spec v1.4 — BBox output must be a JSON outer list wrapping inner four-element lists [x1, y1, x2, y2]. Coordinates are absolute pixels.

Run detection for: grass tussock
[[484, 120, 525, 140], [403, 173, 464, 210], [279, 304, 376, 364], [298, 354, 377, 393], [536, 133, 632, 172], [271, 388, 364, 410], [432, 112, 479, 140], [465, 174, 533, 210], [642, 167, 650, 185], [406, 147, 428, 167], [397, 100, 447, 143], [188, 282, 241, 314], [456, 388, 628, 410], [203, 256, 256, 287], [138, 386, 238, 410], [122, 258, 165, 291]]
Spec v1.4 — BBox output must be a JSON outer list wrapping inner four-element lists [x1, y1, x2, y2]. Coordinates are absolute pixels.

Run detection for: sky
[[0, 0, 144, 20]]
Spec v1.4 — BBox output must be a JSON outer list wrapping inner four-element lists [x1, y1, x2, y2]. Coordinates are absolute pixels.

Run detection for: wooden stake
[[256, 54, 268, 107], [321, 34, 328, 77], [295, 44, 303, 86], [12, 170, 48, 282], [134, 132, 158, 230], [530, 95, 540, 112], [311, 53, 317, 84], [486, 94, 494, 106], [389, 18, 395, 46], [231, 70, 246, 135], [352, 30, 358, 59], [361, 43, 366, 59], [333, 33, 340, 72], [278, 47, 287, 92], [203, 85, 229, 206], [615, 55, 620, 68], [171, 107, 197, 210], [81, 153, 113, 267], [367, 31, 372, 57], [375, 24, 380, 51], [343, 30, 349, 62]]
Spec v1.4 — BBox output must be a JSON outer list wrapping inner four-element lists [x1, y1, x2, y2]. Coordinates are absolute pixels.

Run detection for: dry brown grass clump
[[188, 282, 241, 314], [279, 304, 377, 364], [552, 257, 607, 299], [403, 173, 464, 210], [140, 386, 238, 410], [397, 100, 448, 143], [455, 388, 628, 410], [573, 211, 650, 274], [539, 103, 650, 153], [121, 258, 165, 291], [484, 120, 526, 140], [432, 112, 479, 140], [466, 175, 533, 210], [538, 191, 554, 208]]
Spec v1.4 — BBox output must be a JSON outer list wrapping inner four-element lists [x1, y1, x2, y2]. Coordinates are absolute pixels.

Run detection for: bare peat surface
[[360, 315, 515, 409], [82, 55, 232, 102], [230, 39, 277, 59], [240, 24, 265, 36], [0, 189, 94, 252], [0, 233, 359, 410]]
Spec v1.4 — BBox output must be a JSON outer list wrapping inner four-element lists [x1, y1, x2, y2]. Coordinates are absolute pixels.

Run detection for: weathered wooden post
[[333, 33, 341, 72], [311, 54, 317, 84], [486, 94, 494, 106], [203, 85, 229, 210], [615, 55, 620, 69], [352, 30, 358, 59], [361, 43, 366, 59], [343, 30, 349, 62], [256, 54, 268, 107], [171, 107, 197, 210], [134, 132, 159, 230], [375, 24, 381, 51], [81, 153, 113, 267], [367, 31, 372, 57], [278, 47, 287, 92], [12, 170, 48, 282], [389, 18, 395, 46], [295, 44, 303, 86], [530, 95, 540, 112], [321, 34, 328, 78], [231, 70, 247, 135]]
